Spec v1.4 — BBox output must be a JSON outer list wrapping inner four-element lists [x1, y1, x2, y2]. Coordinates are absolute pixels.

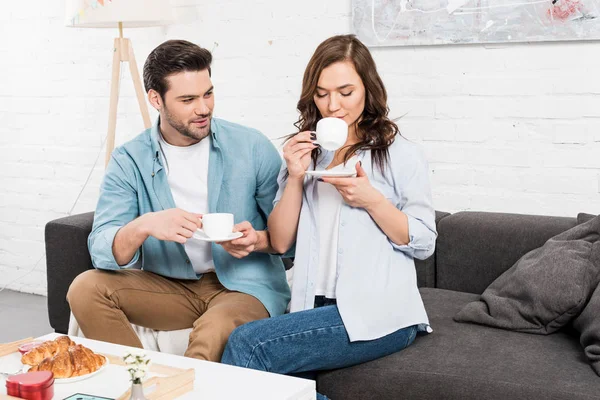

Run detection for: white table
[[1, 333, 316, 400]]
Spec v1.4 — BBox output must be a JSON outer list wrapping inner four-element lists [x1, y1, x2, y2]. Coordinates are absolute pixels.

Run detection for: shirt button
[[341, 221, 346, 227], [338, 249, 343, 254], [185, 259, 191, 264]]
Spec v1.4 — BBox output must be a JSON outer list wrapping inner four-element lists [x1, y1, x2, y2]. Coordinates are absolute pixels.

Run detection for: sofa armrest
[[45, 212, 95, 334], [415, 210, 451, 288]]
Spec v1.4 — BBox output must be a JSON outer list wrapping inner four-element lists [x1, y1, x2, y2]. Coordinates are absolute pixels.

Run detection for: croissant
[[21, 336, 75, 366], [29, 344, 106, 378]]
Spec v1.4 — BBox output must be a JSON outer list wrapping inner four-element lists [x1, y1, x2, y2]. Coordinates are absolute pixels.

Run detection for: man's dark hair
[[143, 40, 212, 99]]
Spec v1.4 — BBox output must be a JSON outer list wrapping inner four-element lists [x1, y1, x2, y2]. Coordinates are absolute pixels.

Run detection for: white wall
[[1, 0, 599, 295]]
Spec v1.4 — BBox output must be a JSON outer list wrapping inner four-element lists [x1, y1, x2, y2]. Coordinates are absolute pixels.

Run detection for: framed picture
[[353, 0, 600, 46]]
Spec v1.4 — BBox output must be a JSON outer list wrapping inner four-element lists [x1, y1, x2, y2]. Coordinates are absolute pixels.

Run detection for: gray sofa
[[45, 211, 600, 399]]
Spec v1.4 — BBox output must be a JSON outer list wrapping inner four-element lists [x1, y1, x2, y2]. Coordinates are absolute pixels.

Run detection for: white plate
[[305, 170, 357, 178], [194, 229, 244, 242], [24, 355, 109, 384]]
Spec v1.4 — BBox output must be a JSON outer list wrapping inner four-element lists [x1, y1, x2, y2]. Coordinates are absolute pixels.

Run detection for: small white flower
[[133, 370, 146, 379], [123, 349, 151, 383]]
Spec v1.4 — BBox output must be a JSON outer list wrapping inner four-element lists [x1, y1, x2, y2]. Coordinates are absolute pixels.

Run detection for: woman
[[221, 34, 436, 398]]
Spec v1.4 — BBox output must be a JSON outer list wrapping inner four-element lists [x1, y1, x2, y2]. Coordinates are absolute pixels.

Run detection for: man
[[67, 40, 290, 362]]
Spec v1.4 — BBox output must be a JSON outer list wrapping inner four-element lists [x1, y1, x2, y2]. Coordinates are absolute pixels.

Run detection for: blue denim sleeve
[[254, 134, 282, 224], [88, 150, 141, 270], [389, 144, 437, 260]]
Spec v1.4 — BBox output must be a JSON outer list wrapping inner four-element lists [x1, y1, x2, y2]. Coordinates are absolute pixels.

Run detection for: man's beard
[[163, 104, 211, 142]]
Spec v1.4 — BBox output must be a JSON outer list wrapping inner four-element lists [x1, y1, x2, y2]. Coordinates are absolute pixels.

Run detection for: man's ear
[[148, 89, 161, 111]]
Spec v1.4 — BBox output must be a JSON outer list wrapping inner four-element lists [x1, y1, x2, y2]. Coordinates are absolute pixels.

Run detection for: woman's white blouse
[[315, 157, 358, 298], [274, 136, 437, 341]]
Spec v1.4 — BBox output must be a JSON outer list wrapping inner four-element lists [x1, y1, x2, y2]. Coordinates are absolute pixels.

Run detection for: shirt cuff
[[389, 214, 435, 257], [90, 226, 141, 270]]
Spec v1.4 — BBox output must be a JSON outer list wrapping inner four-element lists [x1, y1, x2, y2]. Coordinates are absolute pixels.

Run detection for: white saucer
[[305, 170, 357, 178], [194, 229, 244, 242]]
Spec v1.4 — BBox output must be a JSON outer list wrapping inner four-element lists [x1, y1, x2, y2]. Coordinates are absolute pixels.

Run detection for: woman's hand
[[283, 131, 317, 180], [321, 162, 386, 211]]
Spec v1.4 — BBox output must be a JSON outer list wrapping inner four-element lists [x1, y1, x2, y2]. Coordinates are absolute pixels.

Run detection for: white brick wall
[[1, 0, 599, 294]]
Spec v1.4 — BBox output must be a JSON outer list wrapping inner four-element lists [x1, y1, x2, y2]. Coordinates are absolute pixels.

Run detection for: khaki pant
[[66, 269, 268, 362]]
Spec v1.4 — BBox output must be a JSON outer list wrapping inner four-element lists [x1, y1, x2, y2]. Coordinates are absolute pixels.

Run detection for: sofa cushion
[[578, 213, 597, 225], [454, 215, 600, 334], [436, 212, 577, 294], [317, 288, 600, 400]]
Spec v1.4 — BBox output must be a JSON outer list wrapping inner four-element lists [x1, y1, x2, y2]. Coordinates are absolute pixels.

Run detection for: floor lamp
[[65, 0, 174, 166]]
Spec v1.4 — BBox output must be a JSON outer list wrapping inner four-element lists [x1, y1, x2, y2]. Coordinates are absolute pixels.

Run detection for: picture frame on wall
[[353, 0, 600, 46]]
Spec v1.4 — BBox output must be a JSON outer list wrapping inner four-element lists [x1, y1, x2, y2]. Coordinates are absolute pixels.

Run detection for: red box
[[6, 371, 54, 400]]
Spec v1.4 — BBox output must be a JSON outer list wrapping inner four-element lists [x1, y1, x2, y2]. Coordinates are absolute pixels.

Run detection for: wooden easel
[[105, 22, 152, 167]]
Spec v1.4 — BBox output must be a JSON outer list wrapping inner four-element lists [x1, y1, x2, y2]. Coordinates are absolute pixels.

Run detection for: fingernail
[[317, 178, 324, 182], [359, 161, 362, 166], [310, 133, 316, 139]]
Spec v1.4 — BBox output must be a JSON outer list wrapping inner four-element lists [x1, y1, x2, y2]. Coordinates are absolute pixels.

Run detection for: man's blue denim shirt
[[88, 117, 291, 317]]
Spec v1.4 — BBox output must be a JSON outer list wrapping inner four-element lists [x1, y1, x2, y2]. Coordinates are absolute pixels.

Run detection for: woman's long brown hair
[[293, 34, 399, 173]]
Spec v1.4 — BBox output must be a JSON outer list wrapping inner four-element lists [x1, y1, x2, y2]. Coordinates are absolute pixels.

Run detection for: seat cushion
[[317, 288, 600, 400]]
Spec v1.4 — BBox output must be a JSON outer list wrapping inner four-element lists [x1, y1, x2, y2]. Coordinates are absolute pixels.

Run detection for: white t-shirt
[[158, 134, 214, 274], [315, 158, 357, 298]]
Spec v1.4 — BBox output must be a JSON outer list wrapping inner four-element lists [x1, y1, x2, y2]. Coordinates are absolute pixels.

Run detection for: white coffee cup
[[201, 213, 234, 239], [314, 117, 348, 151]]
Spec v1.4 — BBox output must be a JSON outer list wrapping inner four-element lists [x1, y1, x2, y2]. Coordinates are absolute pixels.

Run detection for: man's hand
[[218, 221, 259, 258], [142, 208, 203, 244], [112, 208, 202, 266]]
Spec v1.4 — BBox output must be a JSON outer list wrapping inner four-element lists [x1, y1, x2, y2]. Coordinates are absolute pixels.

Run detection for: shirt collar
[[150, 116, 220, 162], [150, 117, 162, 163]]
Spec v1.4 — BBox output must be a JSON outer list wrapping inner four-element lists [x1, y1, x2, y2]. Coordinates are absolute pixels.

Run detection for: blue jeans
[[221, 304, 418, 400]]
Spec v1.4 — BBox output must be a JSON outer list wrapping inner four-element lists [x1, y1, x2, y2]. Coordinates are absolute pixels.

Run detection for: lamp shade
[[65, 0, 174, 28]]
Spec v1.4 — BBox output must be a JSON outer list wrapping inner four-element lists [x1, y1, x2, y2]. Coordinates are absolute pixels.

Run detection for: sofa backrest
[[435, 211, 577, 294], [415, 210, 451, 288]]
